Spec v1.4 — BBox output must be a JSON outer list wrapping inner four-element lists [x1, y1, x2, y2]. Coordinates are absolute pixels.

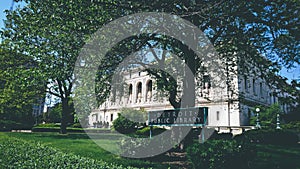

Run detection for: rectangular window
[[260, 82, 263, 98], [110, 114, 114, 121], [216, 111, 220, 121], [244, 76, 248, 92], [252, 79, 256, 95], [247, 80, 250, 91]]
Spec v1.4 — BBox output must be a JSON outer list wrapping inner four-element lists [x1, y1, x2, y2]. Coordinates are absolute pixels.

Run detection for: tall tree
[[2, 0, 124, 133]]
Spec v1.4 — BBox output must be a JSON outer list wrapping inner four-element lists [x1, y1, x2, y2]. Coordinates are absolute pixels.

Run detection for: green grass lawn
[[1, 132, 173, 169], [1, 132, 300, 169], [251, 144, 300, 169]]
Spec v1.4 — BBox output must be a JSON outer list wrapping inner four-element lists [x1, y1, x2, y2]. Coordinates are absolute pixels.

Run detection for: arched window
[[146, 80, 152, 102], [136, 82, 142, 103]]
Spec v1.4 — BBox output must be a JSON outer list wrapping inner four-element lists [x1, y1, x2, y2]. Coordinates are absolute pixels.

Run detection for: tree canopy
[[1, 0, 299, 132], [0, 43, 45, 129]]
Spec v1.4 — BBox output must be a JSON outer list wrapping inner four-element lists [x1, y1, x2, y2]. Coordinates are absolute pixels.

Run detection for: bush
[[282, 121, 300, 132], [35, 123, 60, 128], [113, 115, 137, 134], [113, 108, 146, 134], [32, 123, 85, 132], [120, 132, 176, 158], [71, 122, 83, 128], [209, 131, 233, 140], [0, 120, 32, 131], [0, 136, 140, 169], [186, 140, 256, 169], [234, 129, 299, 145], [135, 126, 166, 136], [31, 127, 84, 133]]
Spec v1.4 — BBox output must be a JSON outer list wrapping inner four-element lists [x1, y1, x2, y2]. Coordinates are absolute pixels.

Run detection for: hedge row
[[234, 129, 299, 145], [0, 136, 141, 169], [282, 121, 300, 132], [31, 127, 112, 133], [0, 120, 32, 131], [32, 127, 84, 133], [35, 123, 83, 128], [135, 126, 166, 136]]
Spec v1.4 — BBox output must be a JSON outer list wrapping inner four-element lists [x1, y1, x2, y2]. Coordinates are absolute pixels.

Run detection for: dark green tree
[[0, 43, 45, 129], [1, 0, 123, 133]]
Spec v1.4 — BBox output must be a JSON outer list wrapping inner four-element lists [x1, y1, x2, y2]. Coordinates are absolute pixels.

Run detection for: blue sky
[[0, 1, 299, 81], [0, 0, 13, 29]]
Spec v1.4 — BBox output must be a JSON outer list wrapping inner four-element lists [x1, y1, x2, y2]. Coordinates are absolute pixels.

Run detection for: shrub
[[186, 140, 256, 169], [234, 129, 299, 145], [31, 127, 84, 133], [0, 120, 32, 131], [0, 136, 140, 169], [113, 108, 146, 134], [71, 122, 83, 128], [35, 123, 60, 128], [135, 126, 166, 136], [209, 131, 233, 140], [120, 132, 176, 158], [282, 121, 300, 132], [113, 115, 137, 134], [32, 123, 86, 132]]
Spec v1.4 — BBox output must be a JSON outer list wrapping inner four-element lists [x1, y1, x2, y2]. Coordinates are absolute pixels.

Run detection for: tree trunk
[[60, 97, 68, 134], [182, 53, 196, 108], [172, 53, 196, 149]]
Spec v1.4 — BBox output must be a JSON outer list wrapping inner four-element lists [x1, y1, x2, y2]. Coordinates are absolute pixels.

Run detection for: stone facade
[[89, 51, 289, 133], [88, 64, 289, 131]]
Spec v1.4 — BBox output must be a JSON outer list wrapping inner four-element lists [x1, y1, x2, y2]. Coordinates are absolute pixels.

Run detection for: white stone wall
[[89, 61, 287, 128]]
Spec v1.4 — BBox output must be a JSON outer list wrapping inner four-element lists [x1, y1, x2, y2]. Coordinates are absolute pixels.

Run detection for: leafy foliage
[[135, 126, 166, 137], [186, 140, 256, 169], [0, 135, 140, 169], [0, 44, 45, 129], [282, 121, 300, 132], [112, 108, 146, 134], [1, 0, 123, 133], [119, 131, 177, 158], [250, 103, 283, 128], [0, 120, 32, 131], [43, 99, 75, 124], [234, 129, 299, 145]]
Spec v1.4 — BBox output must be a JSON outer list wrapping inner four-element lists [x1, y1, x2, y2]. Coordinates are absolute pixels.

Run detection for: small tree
[[112, 108, 147, 134]]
